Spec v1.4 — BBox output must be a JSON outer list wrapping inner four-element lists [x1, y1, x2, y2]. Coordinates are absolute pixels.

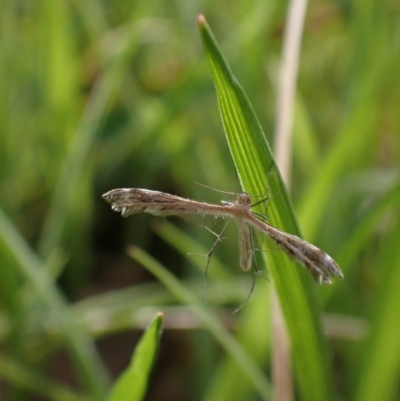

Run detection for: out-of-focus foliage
[[1, 0, 400, 400]]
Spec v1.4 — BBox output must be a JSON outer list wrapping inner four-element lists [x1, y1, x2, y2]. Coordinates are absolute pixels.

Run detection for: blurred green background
[[1, 0, 400, 400]]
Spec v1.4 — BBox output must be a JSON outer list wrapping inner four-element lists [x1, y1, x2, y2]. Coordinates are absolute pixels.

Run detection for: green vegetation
[[1, 1, 400, 400]]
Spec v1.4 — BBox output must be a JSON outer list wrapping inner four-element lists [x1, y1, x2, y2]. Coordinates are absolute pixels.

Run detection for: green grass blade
[[337, 181, 400, 270], [354, 216, 400, 401], [128, 246, 272, 400], [38, 12, 148, 259], [107, 312, 163, 401], [0, 208, 109, 398], [197, 15, 331, 401], [202, 281, 272, 401], [0, 356, 90, 401]]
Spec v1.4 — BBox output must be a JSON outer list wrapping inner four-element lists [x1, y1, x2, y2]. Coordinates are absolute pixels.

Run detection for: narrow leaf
[[107, 312, 163, 401], [198, 15, 332, 401]]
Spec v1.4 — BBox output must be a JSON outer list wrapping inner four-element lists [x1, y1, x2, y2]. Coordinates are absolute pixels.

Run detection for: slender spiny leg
[[203, 219, 232, 304], [250, 189, 271, 222]]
